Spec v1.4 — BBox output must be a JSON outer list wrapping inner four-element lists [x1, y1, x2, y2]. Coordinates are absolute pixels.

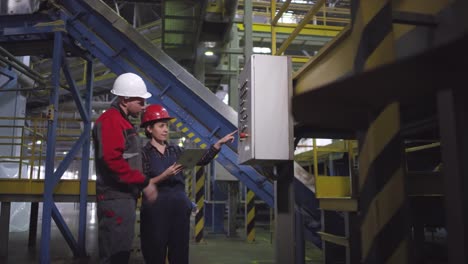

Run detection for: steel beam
[[238, 31, 332, 45], [293, 23, 353, 94], [52, 133, 88, 186], [40, 31, 63, 264], [62, 58, 89, 122], [0, 179, 96, 196], [51, 204, 79, 257], [277, 0, 326, 55], [78, 59, 93, 256], [294, 0, 451, 95], [238, 0, 350, 15], [317, 231, 349, 247], [237, 23, 342, 37], [272, 0, 292, 26]]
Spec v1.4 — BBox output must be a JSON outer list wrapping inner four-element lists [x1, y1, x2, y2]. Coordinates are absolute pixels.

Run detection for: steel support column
[[0, 202, 11, 258], [437, 88, 468, 263], [228, 26, 239, 110], [344, 212, 360, 264], [227, 181, 239, 237], [270, 0, 277, 55], [78, 59, 93, 256], [295, 210, 305, 264], [321, 210, 346, 263], [39, 30, 94, 262], [274, 160, 295, 263], [28, 202, 39, 247], [194, 43, 205, 84], [353, 1, 410, 261], [357, 102, 410, 264], [40, 31, 63, 264]]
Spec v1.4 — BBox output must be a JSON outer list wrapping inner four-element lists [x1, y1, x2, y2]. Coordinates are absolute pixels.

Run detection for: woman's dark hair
[[144, 121, 157, 139], [143, 119, 170, 138]]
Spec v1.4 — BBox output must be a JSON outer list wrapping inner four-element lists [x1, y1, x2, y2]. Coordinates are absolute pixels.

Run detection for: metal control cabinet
[[238, 55, 293, 165]]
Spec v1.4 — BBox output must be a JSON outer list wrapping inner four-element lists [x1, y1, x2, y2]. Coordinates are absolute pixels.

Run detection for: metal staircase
[[55, 0, 274, 205]]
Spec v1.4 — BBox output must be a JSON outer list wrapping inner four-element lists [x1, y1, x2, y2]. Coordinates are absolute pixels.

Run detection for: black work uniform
[[140, 142, 219, 264]]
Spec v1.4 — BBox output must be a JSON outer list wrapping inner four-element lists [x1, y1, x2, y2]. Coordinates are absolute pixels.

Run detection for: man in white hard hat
[[92, 72, 158, 264]]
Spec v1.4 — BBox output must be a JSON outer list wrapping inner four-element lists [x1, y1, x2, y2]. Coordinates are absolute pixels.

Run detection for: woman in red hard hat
[[139, 104, 236, 264]]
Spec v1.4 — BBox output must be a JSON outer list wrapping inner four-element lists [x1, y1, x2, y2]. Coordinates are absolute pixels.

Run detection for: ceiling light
[[204, 51, 214, 56], [253, 47, 271, 54]]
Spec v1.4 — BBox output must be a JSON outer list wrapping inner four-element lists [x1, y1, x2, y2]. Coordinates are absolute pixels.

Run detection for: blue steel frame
[[22, 30, 93, 263], [0, 67, 16, 89], [78, 60, 93, 255], [57, 0, 274, 205], [0, 10, 94, 263], [0, 13, 52, 42], [40, 31, 63, 264]]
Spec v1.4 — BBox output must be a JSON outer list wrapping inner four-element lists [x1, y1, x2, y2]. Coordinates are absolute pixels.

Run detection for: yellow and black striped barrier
[[185, 169, 193, 200], [358, 102, 409, 264], [353, 1, 410, 263], [245, 188, 255, 243], [353, 0, 395, 72], [194, 166, 205, 243], [170, 118, 208, 150]]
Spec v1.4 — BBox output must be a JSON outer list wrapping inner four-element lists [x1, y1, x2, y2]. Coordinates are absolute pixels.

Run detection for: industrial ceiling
[[0, 0, 350, 115]]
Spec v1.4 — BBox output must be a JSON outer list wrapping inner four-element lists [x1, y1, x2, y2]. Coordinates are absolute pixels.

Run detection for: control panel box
[[238, 55, 293, 165]]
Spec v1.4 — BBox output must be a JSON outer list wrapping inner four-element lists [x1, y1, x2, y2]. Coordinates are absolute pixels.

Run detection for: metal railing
[[295, 139, 357, 198], [0, 116, 90, 181]]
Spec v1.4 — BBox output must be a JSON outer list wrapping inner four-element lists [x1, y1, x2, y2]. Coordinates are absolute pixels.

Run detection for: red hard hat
[[140, 104, 174, 127]]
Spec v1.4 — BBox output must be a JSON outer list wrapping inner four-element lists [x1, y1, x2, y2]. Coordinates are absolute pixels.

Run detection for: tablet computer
[[176, 148, 206, 168]]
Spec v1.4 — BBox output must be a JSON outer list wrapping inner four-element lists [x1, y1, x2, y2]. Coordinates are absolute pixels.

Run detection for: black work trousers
[[140, 187, 192, 264]]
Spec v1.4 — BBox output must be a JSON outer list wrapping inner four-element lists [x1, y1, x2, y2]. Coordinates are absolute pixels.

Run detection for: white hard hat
[[111, 73, 152, 99]]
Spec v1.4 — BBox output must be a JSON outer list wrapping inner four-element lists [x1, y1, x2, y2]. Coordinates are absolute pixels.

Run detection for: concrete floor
[[1, 203, 323, 263]]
